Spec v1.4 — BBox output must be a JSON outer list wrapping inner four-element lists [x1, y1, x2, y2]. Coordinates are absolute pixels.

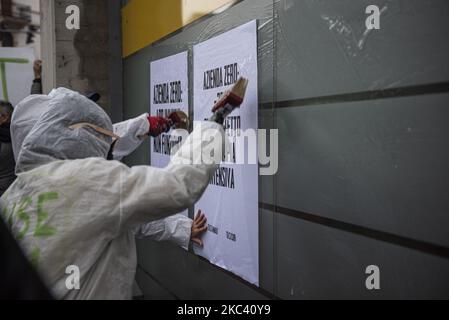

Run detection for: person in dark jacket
[[0, 59, 42, 196], [0, 101, 15, 197], [31, 60, 43, 95]]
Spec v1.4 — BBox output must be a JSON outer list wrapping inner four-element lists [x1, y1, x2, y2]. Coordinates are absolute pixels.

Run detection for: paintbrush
[[210, 77, 249, 124], [167, 110, 189, 130]]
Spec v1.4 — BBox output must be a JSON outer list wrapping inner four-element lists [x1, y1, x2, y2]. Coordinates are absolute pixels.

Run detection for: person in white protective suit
[[0, 88, 225, 299], [8, 89, 207, 249]]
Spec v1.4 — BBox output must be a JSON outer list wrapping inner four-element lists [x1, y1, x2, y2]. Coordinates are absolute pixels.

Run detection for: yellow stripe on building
[[122, 0, 233, 58]]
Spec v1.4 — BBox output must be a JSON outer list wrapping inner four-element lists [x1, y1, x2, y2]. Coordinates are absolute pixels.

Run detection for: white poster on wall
[[150, 51, 189, 216], [0, 48, 35, 106], [193, 20, 259, 285]]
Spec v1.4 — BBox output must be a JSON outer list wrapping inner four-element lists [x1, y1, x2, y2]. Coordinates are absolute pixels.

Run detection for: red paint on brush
[[212, 92, 244, 113]]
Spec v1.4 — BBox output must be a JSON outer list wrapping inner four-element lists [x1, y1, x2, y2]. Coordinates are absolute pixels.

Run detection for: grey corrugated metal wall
[[122, 0, 449, 299]]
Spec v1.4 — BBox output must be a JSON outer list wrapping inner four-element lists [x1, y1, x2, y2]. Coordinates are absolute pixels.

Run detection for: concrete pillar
[[41, 0, 122, 119]]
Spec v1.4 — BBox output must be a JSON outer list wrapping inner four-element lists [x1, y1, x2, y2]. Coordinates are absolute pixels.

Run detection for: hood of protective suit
[[13, 88, 113, 174], [11, 88, 91, 161], [11, 94, 51, 161]]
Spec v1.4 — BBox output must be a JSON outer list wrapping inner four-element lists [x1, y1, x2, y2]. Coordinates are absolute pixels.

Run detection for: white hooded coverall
[[9, 89, 195, 250], [0, 88, 223, 299]]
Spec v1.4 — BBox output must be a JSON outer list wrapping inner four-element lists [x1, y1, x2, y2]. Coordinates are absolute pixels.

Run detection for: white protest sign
[[193, 20, 259, 285], [150, 51, 189, 217], [0, 48, 34, 106], [150, 51, 189, 167]]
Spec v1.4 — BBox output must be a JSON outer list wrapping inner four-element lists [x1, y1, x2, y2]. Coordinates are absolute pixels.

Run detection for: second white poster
[[193, 20, 259, 286]]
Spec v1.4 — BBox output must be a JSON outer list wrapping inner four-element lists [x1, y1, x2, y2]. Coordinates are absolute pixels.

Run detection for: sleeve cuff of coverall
[[179, 218, 193, 251]]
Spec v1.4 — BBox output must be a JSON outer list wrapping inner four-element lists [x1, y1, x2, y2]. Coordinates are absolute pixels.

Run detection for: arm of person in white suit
[[114, 121, 222, 236], [133, 211, 208, 250], [133, 214, 192, 250], [112, 114, 150, 161]]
